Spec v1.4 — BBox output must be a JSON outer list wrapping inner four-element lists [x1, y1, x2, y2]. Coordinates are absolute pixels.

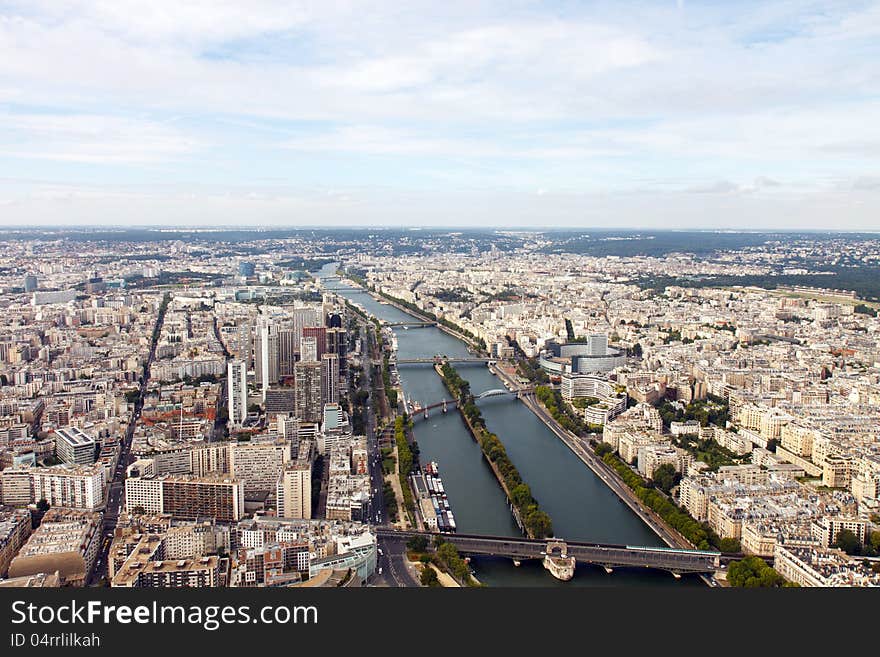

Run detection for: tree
[[406, 536, 428, 553], [832, 529, 862, 556], [131, 506, 146, 515], [420, 565, 440, 587], [36, 499, 50, 513], [594, 442, 613, 457], [727, 556, 788, 587], [652, 463, 680, 494]]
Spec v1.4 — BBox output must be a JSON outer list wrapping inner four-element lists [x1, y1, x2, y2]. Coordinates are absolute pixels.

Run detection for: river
[[318, 263, 696, 586]]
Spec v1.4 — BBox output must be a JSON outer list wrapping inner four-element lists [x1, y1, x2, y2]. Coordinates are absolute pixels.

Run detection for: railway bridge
[[377, 529, 721, 577]]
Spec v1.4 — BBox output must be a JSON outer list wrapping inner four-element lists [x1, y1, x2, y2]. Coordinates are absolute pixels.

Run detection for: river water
[[318, 264, 695, 586]]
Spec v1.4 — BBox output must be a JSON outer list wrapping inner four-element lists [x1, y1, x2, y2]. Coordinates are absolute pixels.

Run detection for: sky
[[1, 0, 879, 229]]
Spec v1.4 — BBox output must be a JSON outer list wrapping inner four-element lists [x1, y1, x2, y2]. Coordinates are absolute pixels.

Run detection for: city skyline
[[2, 1, 880, 229]]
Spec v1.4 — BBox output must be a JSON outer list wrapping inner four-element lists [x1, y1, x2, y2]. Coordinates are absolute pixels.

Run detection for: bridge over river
[[408, 388, 533, 422], [377, 529, 721, 578], [395, 356, 496, 364]]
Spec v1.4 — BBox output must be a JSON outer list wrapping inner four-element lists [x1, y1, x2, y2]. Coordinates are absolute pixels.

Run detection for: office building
[[54, 426, 97, 465], [540, 334, 625, 375]]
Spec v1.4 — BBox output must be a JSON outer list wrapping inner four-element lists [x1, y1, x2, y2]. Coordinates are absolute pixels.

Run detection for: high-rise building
[[23, 275, 38, 293], [54, 426, 97, 466], [254, 318, 279, 400], [31, 465, 105, 511], [278, 324, 299, 377], [126, 474, 245, 522], [322, 353, 339, 405], [0, 468, 34, 506], [228, 441, 291, 498], [294, 361, 323, 423], [276, 461, 312, 519], [326, 327, 347, 373], [238, 261, 256, 277], [85, 273, 106, 295], [277, 307, 322, 369], [302, 326, 327, 358], [264, 386, 295, 418], [227, 359, 248, 427], [290, 307, 320, 352], [300, 336, 318, 363], [323, 403, 343, 431]]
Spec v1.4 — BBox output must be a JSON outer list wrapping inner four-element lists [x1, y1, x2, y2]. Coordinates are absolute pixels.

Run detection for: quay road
[[493, 366, 693, 551], [351, 316, 416, 586], [336, 278, 480, 349], [354, 316, 387, 527], [376, 534, 420, 587], [88, 294, 169, 585], [378, 530, 720, 575]]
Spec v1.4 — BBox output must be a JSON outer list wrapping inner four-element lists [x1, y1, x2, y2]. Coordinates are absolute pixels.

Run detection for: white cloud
[[0, 2, 879, 227], [0, 113, 200, 163]]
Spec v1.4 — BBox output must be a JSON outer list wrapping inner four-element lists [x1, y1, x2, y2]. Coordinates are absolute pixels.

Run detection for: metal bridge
[[383, 321, 438, 328], [395, 356, 497, 364], [377, 529, 721, 574], [408, 388, 533, 422]]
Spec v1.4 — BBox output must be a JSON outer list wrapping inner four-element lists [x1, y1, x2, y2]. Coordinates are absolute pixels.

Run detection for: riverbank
[[333, 272, 485, 352], [494, 366, 694, 550], [436, 362, 555, 540]]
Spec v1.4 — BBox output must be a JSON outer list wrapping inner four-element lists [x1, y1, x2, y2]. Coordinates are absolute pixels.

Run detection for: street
[[88, 293, 168, 586]]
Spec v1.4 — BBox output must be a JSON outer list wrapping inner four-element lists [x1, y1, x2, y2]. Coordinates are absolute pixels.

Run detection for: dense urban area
[[0, 228, 878, 588]]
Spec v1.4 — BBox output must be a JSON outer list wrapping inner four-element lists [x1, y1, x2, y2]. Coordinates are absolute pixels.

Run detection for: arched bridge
[[477, 388, 530, 399], [383, 320, 437, 327], [408, 388, 534, 422], [376, 529, 721, 575], [395, 356, 497, 365]]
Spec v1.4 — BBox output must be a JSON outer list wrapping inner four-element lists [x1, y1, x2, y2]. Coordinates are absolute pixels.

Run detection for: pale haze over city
[[1, 1, 880, 228]]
